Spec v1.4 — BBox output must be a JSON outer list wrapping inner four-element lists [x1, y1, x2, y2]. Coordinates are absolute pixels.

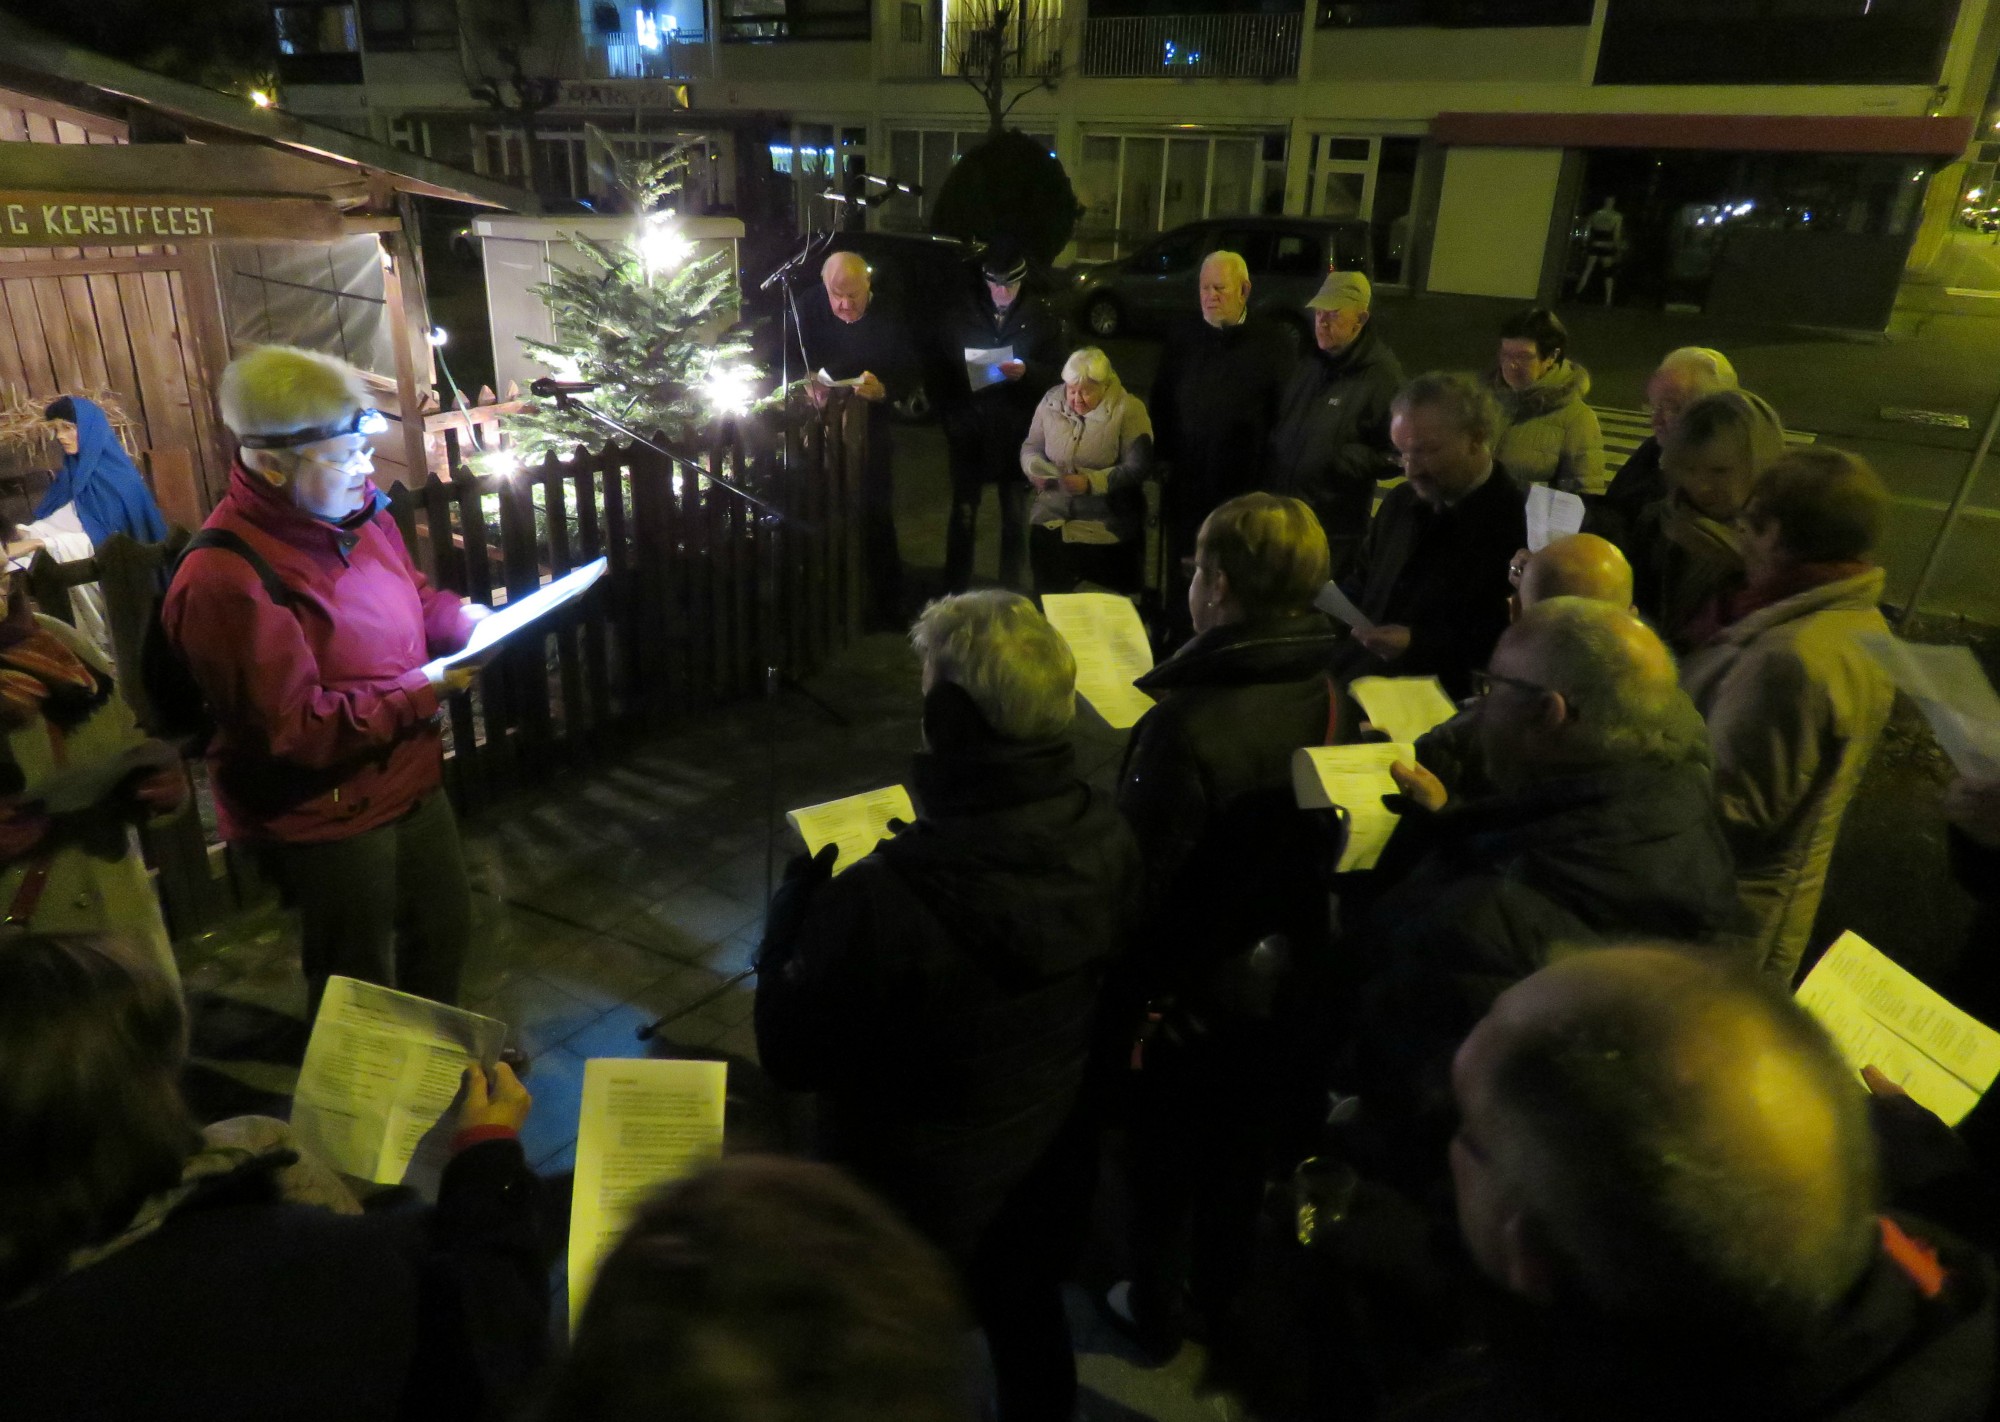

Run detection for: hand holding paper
[[422, 557, 607, 684], [1292, 743, 1415, 872], [787, 785, 915, 874]]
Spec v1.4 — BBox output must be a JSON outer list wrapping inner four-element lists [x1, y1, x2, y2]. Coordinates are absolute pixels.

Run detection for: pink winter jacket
[[163, 462, 473, 845]]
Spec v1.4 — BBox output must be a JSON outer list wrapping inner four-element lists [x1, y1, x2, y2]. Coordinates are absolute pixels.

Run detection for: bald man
[[1150, 249, 1294, 631], [1352, 602, 1738, 1148], [800, 250, 918, 628], [1436, 945, 1995, 1420], [1595, 346, 1737, 545]]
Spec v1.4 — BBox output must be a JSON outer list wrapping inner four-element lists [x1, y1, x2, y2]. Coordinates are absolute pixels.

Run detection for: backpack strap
[[180, 527, 294, 608]]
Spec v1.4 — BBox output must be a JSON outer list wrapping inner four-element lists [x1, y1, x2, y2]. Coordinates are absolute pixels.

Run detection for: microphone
[[530, 377, 600, 398]]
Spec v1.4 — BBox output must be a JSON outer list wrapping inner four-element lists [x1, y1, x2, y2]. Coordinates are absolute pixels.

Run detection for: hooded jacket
[[754, 686, 1142, 1263], [34, 397, 167, 546], [1630, 491, 1747, 651], [1491, 361, 1604, 495], [1266, 322, 1406, 553], [1679, 567, 1893, 981], [162, 462, 472, 845]]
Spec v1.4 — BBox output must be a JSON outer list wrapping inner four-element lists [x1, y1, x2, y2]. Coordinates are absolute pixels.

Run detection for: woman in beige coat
[[1020, 347, 1154, 595], [1489, 306, 1604, 494], [1679, 449, 1894, 982]]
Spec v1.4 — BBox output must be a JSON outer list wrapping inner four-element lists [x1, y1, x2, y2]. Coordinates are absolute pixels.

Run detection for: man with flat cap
[[943, 240, 1067, 593], [1266, 271, 1404, 579]]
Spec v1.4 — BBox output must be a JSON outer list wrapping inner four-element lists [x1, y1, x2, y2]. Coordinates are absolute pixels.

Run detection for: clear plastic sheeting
[[217, 235, 395, 377]]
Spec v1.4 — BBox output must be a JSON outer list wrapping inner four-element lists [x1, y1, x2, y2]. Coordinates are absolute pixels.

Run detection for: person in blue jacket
[[36, 395, 168, 545]]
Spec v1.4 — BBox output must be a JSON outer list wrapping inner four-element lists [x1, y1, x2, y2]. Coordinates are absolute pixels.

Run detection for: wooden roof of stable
[[0, 13, 537, 214]]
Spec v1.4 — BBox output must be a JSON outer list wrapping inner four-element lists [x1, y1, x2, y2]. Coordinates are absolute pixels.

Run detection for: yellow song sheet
[[1349, 676, 1460, 748], [1291, 742, 1415, 872], [1040, 592, 1156, 730], [786, 784, 915, 874]]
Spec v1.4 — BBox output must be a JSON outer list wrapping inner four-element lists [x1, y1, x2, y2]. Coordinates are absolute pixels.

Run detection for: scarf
[[0, 577, 107, 733]]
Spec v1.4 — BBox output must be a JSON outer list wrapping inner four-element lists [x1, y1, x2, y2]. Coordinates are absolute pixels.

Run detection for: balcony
[[884, 15, 1066, 80], [594, 34, 714, 80], [1079, 11, 1300, 78]]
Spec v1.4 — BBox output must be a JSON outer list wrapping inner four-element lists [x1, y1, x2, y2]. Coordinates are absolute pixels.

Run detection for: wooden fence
[[23, 399, 869, 941]]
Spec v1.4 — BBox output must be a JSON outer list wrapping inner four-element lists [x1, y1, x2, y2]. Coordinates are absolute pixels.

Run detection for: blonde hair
[[1201, 250, 1249, 288], [218, 346, 367, 439], [1663, 389, 1786, 477], [909, 591, 1075, 741], [1062, 347, 1115, 386], [1198, 494, 1330, 618]]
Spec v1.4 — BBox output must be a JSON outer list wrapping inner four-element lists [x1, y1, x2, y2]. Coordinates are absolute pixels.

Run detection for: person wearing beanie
[[755, 590, 1141, 1422], [941, 239, 1067, 594], [161, 345, 489, 1017]]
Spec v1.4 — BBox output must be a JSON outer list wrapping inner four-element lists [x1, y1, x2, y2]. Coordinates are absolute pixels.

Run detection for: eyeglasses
[[1470, 669, 1550, 699]]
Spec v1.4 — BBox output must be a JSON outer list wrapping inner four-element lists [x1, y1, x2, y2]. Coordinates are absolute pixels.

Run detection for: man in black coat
[[1336, 371, 1527, 698], [1151, 250, 1295, 596], [1394, 945, 1996, 1422], [942, 242, 1067, 593], [1266, 271, 1404, 580], [1592, 345, 1738, 549], [755, 590, 1142, 1422], [798, 250, 919, 627]]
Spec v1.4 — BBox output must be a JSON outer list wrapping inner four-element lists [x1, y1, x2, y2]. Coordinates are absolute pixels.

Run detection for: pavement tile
[[533, 934, 691, 1009], [513, 1043, 586, 1168], [472, 972, 606, 1057], [618, 882, 761, 952]]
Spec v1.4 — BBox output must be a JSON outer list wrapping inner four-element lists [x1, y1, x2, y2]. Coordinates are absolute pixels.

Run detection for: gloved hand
[[755, 842, 839, 975]]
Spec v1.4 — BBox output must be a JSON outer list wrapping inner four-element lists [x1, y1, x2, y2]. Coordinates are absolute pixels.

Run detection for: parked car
[[1068, 215, 1374, 341]]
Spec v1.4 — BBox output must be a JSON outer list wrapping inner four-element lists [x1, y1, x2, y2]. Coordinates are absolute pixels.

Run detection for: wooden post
[[376, 227, 432, 486]]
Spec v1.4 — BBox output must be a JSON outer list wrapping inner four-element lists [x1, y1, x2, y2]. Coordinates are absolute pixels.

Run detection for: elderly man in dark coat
[[755, 590, 1141, 1422], [1266, 271, 1404, 580], [1335, 371, 1527, 698]]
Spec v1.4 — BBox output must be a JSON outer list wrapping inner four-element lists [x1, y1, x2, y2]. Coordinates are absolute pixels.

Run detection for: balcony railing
[[596, 35, 713, 80], [1079, 12, 1300, 78], [884, 15, 1066, 79]]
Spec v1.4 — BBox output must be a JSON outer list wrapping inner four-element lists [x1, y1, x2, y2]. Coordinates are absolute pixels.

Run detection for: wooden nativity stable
[[0, 15, 534, 531]]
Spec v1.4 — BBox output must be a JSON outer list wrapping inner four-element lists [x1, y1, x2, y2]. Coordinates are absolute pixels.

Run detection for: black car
[[1069, 215, 1374, 341]]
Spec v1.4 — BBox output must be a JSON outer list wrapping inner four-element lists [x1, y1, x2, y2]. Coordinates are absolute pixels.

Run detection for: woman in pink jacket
[[163, 347, 486, 1014]]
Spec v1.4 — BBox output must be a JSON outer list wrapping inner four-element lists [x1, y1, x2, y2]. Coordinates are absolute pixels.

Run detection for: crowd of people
[[3, 257, 1999, 1422]]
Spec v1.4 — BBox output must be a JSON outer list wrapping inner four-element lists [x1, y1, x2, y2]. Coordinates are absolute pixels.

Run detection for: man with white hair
[[801, 249, 918, 627], [1597, 346, 1737, 539], [755, 590, 1141, 1422], [1150, 249, 1294, 615]]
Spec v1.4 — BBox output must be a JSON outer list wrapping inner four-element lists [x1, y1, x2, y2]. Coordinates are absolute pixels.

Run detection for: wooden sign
[[0, 191, 345, 246]]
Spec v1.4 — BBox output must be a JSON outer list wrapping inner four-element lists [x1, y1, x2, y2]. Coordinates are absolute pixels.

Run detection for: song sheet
[[1856, 632, 2000, 779], [787, 784, 915, 874], [1292, 742, 1415, 872], [1040, 592, 1156, 729], [1796, 931, 2000, 1126], [1349, 676, 1460, 747], [568, 1058, 729, 1327], [1525, 484, 1587, 553], [290, 977, 508, 1195], [1313, 581, 1375, 634], [422, 557, 607, 679], [964, 345, 1015, 393]]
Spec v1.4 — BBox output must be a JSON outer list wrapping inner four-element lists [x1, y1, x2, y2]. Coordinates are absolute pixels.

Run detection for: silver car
[[1070, 215, 1375, 341]]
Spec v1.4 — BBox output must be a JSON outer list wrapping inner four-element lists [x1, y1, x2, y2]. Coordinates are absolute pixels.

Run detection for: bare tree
[[946, 1, 1061, 136], [458, 0, 576, 199]]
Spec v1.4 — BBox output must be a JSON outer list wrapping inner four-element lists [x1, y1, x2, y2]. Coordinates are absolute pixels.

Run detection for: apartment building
[[276, 0, 2000, 327]]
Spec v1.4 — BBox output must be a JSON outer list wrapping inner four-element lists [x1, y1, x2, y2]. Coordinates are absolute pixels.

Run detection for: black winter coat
[[1119, 611, 1351, 999], [0, 1139, 548, 1422], [1151, 312, 1295, 553], [754, 712, 1142, 1264], [1338, 467, 1528, 698], [795, 286, 920, 483], [1591, 433, 1664, 550], [1266, 323, 1406, 556], [944, 288, 1067, 482]]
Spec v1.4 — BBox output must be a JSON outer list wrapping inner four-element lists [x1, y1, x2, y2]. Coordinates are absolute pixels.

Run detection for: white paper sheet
[[1313, 581, 1375, 633], [568, 1058, 728, 1328], [814, 368, 865, 389], [1796, 930, 2000, 1126], [1349, 676, 1460, 747], [1291, 742, 1415, 872], [1525, 483, 1587, 553], [787, 784, 915, 874], [1040, 592, 1157, 730], [290, 977, 508, 1195], [964, 344, 1015, 393], [421, 557, 608, 680], [1856, 632, 2000, 779]]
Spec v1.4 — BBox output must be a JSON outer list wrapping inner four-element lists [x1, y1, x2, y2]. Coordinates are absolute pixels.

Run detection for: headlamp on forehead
[[238, 407, 388, 450]]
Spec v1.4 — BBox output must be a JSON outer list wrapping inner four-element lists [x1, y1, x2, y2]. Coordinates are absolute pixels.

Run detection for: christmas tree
[[507, 133, 759, 463]]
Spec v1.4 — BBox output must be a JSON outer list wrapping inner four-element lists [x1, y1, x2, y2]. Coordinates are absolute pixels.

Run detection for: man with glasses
[[163, 346, 491, 1016], [1347, 598, 1739, 1165], [1333, 371, 1526, 698], [1594, 346, 1737, 545]]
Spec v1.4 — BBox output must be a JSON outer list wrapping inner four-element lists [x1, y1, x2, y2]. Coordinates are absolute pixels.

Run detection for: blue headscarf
[[35, 396, 168, 546]]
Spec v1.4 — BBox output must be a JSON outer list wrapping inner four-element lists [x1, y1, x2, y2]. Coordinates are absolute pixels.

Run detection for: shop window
[[360, 0, 457, 50], [1595, 0, 1958, 85], [720, 0, 870, 41]]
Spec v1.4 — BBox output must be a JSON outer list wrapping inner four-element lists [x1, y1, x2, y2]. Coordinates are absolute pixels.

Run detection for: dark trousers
[[946, 471, 1030, 593], [862, 434, 903, 628], [254, 789, 472, 1018], [1029, 525, 1144, 597], [966, 1108, 1098, 1422]]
